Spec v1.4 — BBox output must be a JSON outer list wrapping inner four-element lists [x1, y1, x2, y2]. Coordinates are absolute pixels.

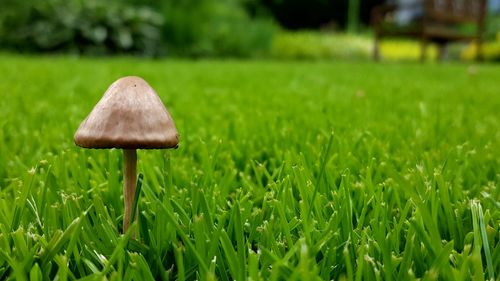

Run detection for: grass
[[0, 54, 499, 280]]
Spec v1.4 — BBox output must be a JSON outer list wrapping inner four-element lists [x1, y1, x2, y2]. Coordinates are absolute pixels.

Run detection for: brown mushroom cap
[[74, 76, 179, 149]]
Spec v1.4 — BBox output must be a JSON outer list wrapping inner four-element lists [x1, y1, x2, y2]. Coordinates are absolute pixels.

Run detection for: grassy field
[[0, 54, 499, 280]]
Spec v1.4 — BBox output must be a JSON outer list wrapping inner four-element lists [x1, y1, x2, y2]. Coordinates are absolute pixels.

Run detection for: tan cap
[[74, 76, 179, 149]]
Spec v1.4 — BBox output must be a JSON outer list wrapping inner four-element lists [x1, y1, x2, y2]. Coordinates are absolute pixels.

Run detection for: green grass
[[0, 54, 499, 280]]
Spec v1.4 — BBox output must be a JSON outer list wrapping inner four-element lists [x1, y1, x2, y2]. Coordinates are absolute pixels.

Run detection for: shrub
[[461, 32, 500, 61], [0, 0, 276, 58], [0, 0, 164, 56], [160, 0, 276, 57], [458, 14, 500, 61], [270, 31, 371, 60], [379, 40, 438, 61], [485, 13, 500, 40]]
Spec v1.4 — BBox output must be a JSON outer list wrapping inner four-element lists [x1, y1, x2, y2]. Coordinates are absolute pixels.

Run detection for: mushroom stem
[[123, 149, 137, 233]]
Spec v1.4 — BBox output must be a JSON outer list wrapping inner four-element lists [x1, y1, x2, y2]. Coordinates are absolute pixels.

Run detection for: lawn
[[0, 54, 499, 280]]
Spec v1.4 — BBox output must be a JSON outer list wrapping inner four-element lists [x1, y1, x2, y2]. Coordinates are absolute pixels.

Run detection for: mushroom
[[74, 76, 179, 233]]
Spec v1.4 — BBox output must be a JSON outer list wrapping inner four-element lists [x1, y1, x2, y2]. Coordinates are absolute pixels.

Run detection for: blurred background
[[0, 0, 499, 61]]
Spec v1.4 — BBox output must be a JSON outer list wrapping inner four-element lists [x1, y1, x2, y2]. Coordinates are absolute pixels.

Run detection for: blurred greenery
[[270, 31, 371, 60], [270, 31, 441, 61], [461, 32, 500, 61], [160, 0, 276, 57], [379, 40, 438, 61], [0, 0, 498, 60], [0, 0, 164, 56], [0, 0, 276, 57], [347, 0, 361, 32], [486, 14, 500, 41]]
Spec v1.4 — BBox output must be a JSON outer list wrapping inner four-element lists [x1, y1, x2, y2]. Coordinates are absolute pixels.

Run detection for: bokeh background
[[1, 0, 499, 61]]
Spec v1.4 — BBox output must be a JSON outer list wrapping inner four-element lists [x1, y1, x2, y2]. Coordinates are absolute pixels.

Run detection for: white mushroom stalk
[[74, 76, 179, 234]]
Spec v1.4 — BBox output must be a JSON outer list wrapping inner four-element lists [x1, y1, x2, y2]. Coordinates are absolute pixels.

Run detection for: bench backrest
[[425, 0, 487, 23]]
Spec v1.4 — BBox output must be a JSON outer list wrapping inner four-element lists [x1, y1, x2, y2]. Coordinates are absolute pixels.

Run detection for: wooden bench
[[372, 0, 488, 61]]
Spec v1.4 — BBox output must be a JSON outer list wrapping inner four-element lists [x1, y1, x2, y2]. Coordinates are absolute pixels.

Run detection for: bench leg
[[373, 35, 380, 61], [420, 39, 428, 62], [476, 39, 483, 61], [438, 43, 448, 61]]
